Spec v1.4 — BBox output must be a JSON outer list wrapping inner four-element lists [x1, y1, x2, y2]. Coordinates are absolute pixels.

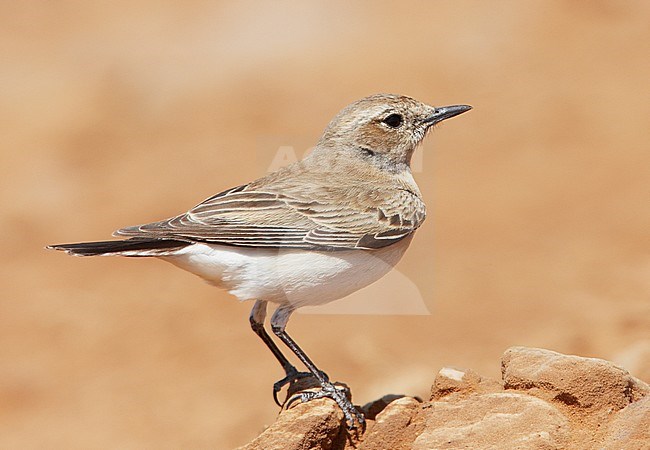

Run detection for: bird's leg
[[270, 305, 365, 430], [249, 300, 312, 406]]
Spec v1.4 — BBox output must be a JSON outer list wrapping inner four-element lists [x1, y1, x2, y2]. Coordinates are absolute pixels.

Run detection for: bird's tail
[[47, 238, 190, 257]]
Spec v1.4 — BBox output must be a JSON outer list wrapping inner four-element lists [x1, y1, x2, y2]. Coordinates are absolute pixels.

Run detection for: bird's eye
[[360, 147, 375, 157], [382, 113, 403, 128]]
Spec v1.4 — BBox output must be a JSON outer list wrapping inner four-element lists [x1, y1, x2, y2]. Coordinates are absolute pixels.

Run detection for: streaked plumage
[[114, 160, 426, 250]]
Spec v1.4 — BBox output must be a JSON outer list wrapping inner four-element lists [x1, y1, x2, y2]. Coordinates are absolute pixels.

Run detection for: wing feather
[[115, 183, 425, 250]]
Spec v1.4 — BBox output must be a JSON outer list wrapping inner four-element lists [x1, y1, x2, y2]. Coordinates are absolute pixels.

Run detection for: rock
[[597, 395, 650, 450], [414, 392, 570, 450], [241, 347, 650, 449], [502, 346, 650, 413], [358, 396, 420, 450], [431, 367, 480, 398], [360, 394, 413, 421], [239, 398, 345, 450], [431, 366, 501, 400]]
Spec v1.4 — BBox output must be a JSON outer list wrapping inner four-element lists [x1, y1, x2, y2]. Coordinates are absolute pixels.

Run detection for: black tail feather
[[47, 238, 190, 256]]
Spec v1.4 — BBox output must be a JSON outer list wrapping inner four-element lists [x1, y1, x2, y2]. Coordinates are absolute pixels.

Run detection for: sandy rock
[[597, 395, 650, 450], [358, 396, 420, 450], [413, 392, 570, 450], [502, 347, 650, 412], [431, 367, 480, 398], [239, 398, 345, 450], [431, 366, 501, 400], [242, 347, 650, 449], [360, 394, 412, 420]]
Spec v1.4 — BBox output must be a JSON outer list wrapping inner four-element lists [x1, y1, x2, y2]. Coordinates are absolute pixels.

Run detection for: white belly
[[161, 236, 413, 309]]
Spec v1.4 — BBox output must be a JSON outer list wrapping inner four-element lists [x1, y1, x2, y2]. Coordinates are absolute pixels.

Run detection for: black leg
[[249, 301, 312, 406], [270, 305, 365, 429]]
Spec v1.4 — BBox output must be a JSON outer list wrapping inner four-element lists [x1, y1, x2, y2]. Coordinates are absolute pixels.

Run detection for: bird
[[48, 94, 471, 428]]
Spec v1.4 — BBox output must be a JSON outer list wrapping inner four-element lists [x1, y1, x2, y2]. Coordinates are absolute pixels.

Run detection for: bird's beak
[[422, 104, 472, 126]]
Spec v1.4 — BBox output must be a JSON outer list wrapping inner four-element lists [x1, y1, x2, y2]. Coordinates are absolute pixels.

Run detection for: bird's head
[[317, 93, 471, 172]]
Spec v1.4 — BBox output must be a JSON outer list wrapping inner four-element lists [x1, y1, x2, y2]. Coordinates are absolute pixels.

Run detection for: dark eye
[[360, 147, 375, 157], [382, 113, 403, 128]]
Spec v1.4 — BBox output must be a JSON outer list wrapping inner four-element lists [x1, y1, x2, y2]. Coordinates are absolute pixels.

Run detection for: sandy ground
[[1, 1, 649, 448]]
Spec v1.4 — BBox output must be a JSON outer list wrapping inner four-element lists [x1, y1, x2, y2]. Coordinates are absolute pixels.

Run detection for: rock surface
[[240, 347, 649, 450], [241, 399, 345, 450], [502, 346, 649, 411]]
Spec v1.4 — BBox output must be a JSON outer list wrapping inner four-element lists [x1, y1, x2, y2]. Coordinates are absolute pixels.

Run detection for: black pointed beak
[[422, 104, 472, 126]]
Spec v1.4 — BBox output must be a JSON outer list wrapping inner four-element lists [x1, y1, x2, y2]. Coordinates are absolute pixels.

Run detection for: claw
[[285, 392, 303, 410], [272, 369, 314, 406], [287, 382, 365, 430]]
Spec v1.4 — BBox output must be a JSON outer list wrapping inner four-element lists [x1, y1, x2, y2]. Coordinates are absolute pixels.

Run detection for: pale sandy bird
[[48, 94, 471, 428]]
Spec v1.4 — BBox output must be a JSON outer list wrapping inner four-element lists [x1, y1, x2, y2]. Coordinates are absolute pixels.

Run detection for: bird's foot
[[287, 382, 365, 431], [273, 369, 326, 406]]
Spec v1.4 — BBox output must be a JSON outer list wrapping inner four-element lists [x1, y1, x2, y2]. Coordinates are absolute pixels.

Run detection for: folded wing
[[115, 184, 425, 250]]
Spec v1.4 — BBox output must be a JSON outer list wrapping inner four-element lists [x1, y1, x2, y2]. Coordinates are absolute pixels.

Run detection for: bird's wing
[[114, 184, 425, 250]]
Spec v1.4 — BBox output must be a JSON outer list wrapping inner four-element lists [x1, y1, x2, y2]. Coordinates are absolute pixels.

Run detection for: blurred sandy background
[[2, 1, 649, 448]]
